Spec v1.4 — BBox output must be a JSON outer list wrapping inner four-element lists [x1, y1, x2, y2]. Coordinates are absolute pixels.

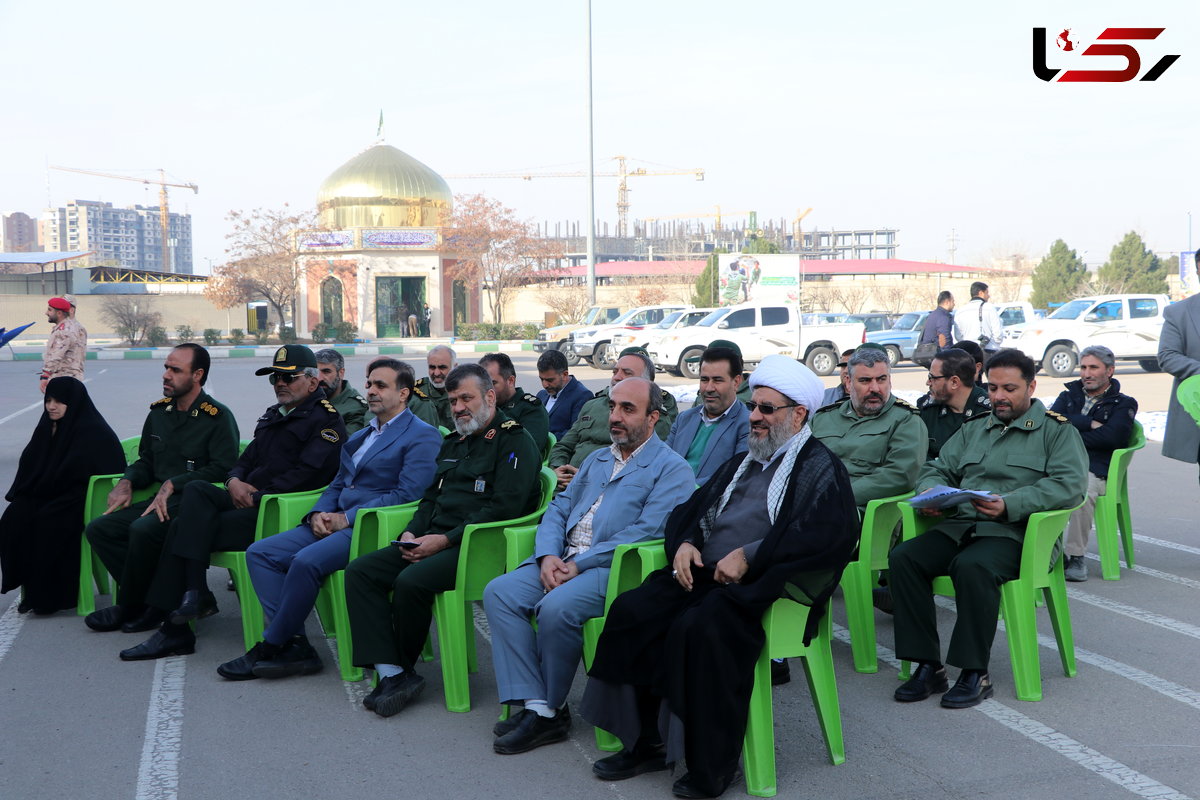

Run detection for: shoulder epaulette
[[500, 419, 523, 431], [893, 397, 917, 412], [594, 389, 606, 398], [814, 400, 842, 414], [415, 377, 428, 386], [198, 401, 221, 417], [524, 393, 540, 405], [413, 386, 429, 399], [965, 412, 990, 423], [1045, 410, 1069, 423], [150, 397, 171, 408], [320, 399, 339, 415], [353, 394, 368, 407]]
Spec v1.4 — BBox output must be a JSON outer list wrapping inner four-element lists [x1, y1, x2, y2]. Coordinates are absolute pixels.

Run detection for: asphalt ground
[[0, 353, 1197, 800]]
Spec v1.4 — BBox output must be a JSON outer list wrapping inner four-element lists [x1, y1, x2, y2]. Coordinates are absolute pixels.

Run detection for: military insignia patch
[[500, 420, 520, 429], [191, 409, 198, 417], [321, 428, 340, 443], [413, 387, 428, 399], [485, 429, 496, 440], [320, 399, 338, 414], [525, 393, 539, 404], [1045, 411, 1068, 423], [151, 397, 171, 407], [199, 402, 220, 417], [275, 347, 287, 363], [1025, 419, 1035, 428]]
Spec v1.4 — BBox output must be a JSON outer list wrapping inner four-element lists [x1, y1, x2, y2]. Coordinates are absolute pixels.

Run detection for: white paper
[[907, 485, 999, 510]]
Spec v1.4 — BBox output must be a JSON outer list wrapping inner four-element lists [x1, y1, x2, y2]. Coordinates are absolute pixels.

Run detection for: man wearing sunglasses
[[115, 345, 346, 661], [917, 347, 991, 460], [811, 343, 927, 508]]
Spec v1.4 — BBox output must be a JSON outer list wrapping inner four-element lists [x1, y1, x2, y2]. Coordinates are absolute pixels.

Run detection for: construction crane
[[642, 206, 757, 232], [793, 207, 813, 245], [49, 166, 199, 272], [447, 156, 704, 238]]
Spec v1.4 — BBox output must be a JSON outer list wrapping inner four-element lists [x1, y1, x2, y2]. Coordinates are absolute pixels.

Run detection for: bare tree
[[101, 296, 161, 346], [442, 194, 563, 323], [827, 284, 869, 313], [542, 286, 593, 324], [877, 285, 918, 314], [205, 205, 319, 326]]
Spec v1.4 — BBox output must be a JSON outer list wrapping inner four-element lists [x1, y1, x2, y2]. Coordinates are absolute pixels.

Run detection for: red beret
[[48, 297, 71, 312]]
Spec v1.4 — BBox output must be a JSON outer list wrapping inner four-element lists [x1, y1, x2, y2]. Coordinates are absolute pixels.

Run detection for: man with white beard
[[413, 345, 457, 430], [343, 363, 542, 718], [579, 355, 859, 798]]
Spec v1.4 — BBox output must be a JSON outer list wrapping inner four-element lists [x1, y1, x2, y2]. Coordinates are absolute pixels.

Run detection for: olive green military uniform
[[413, 377, 451, 430], [345, 409, 542, 670], [548, 385, 678, 469], [917, 384, 990, 460], [689, 377, 752, 409], [889, 399, 1088, 670], [85, 391, 240, 610], [499, 386, 550, 455], [327, 380, 369, 434], [811, 395, 928, 507]]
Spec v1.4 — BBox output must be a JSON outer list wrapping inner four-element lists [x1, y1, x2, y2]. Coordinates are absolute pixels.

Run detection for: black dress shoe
[[373, 670, 426, 718], [940, 670, 993, 709], [493, 708, 534, 737], [122, 607, 167, 633], [85, 604, 132, 632], [672, 769, 740, 799], [493, 707, 572, 754], [217, 641, 279, 681], [770, 658, 791, 686], [119, 627, 196, 661], [252, 635, 323, 679], [894, 661, 949, 702], [169, 590, 218, 626], [592, 740, 667, 781]]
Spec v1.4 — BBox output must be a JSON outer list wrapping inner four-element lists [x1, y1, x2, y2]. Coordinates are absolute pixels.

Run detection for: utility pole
[[947, 228, 959, 265], [585, 0, 596, 304]]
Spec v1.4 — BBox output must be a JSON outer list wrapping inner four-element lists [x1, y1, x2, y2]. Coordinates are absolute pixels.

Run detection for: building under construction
[[533, 215, 897, 264]]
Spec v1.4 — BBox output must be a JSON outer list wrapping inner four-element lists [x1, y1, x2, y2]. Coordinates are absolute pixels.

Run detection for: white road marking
[[1085, 554, 1200, 590], [134, 656, 187, 800], [1132, 534, 1200, 559], [0, 603, 25, 666], [0, 371, 103, 426], [323, 635, 370, 710], [1067, 589, 1200, 642], [832, 625, 1193, 800]]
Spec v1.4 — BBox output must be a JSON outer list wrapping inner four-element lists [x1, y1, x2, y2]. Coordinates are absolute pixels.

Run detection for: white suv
[[570, 304, 690, 369], [1003, 294, 1169, 377]]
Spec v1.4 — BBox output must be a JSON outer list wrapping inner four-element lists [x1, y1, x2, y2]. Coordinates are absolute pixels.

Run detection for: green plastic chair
[[1178, 374, 1200, 426], [315, 502, 420, 681], [119, 435, 142, 463], [1094, 420, 1145, 580], [77, 475, 158, 615], [431, 466, 557, 712], [896, 501, 1082, 701], [837, 492, 913, 673], [743, 597, 845, 797], [209, 487, 327, 651], [543, 432, 556, 465]]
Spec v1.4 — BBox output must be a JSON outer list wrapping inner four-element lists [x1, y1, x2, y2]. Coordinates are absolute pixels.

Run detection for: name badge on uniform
[[474, 479, 486, 493], [186, 460, 196, 472]]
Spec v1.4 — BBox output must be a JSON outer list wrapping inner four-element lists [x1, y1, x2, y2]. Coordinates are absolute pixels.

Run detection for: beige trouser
[[1064, 472, 1106, 557]]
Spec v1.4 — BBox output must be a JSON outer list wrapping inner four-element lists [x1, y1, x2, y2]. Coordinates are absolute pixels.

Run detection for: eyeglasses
[[268, 372, 306, 385], [746, 401, 800, 415], [926, 373, 949, 382]]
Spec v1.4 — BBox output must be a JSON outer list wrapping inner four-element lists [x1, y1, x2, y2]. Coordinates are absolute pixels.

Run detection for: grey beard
[[747, 421, 792, 461], [455, 404, 491, 436]]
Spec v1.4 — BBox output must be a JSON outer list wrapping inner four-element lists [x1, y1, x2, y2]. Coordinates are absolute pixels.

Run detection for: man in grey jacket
[[1159, 261, 1200, 479]]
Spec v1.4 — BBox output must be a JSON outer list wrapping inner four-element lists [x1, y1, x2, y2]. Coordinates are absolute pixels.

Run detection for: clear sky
[[1, 0, 1194, 272]]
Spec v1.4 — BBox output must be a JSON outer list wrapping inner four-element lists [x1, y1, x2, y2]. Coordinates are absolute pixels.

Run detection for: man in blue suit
[[483, 377, 695, 755], [666, 341, 750, 485], [216, 358, 442, 680], [537, 349, 593, 438]]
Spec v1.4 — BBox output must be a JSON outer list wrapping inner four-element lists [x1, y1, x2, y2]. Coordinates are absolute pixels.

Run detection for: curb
[[0, 340, 536, 362]]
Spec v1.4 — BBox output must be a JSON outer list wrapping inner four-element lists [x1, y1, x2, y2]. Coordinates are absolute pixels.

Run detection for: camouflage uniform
[[42, 317, 87, 380]]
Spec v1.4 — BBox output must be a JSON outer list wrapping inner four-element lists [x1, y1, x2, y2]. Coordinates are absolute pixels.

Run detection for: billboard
[[716, 254, 800, 307]]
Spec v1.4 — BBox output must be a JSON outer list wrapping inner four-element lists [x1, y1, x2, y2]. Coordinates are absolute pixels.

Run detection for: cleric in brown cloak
[[580, 355, 859, 798]]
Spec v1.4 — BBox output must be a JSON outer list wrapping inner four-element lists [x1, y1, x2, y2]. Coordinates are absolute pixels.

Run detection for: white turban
[[749, 354, 825, 417]]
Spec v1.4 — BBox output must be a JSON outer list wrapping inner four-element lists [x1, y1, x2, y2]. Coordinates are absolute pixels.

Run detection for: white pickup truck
[[652, 303, 865, 377], [570, 304, 691, 369], [1002, 293, 1170, 377]]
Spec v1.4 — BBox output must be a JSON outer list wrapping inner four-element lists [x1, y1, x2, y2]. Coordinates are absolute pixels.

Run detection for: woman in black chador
[[1, 377, 125, 614]]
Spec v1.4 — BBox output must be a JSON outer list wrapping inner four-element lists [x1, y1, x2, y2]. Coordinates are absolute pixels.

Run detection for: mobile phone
[[391, 539, 420, 549]]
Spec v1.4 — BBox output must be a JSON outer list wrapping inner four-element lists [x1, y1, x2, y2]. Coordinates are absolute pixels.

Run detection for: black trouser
[[86, 498, 179, 609]]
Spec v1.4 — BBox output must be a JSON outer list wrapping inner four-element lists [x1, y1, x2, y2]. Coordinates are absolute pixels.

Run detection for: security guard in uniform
[[480, 352, 550, 452], [890, 349, 1087, 708], [548, 348, 677, 489], [345, 363, 542, 717], [116, 345, 347, 660], [916, 346, 991, 459], [413, 344, 457, 429], [811, 343, 927, 507], [85, 344, 240, 633], [316, 348, 369, 434]]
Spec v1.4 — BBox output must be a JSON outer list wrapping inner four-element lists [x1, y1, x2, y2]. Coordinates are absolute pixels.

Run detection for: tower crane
[[49, 166, 199, 272], [447, 156, 703, 238]]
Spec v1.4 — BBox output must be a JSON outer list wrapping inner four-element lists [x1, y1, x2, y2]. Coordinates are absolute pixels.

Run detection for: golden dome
[[317, 144, 452, 229]]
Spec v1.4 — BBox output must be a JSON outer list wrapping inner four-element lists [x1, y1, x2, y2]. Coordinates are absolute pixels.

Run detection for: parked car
[[611, 308, 714, 356], [872, 311, 929, 366], [534, 305, 622, 365], [570, 304, 690, 369], [847, 312, 899, 336], [1002, 294, 1170, 377], [653, 303, 865, 378]]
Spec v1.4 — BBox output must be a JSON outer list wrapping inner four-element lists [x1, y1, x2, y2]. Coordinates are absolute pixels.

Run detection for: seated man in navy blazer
[[536, 349, 593, 439], [483, 377, 696, 755], [216, 358, 442, 680], [666, 340, 750, 485]]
